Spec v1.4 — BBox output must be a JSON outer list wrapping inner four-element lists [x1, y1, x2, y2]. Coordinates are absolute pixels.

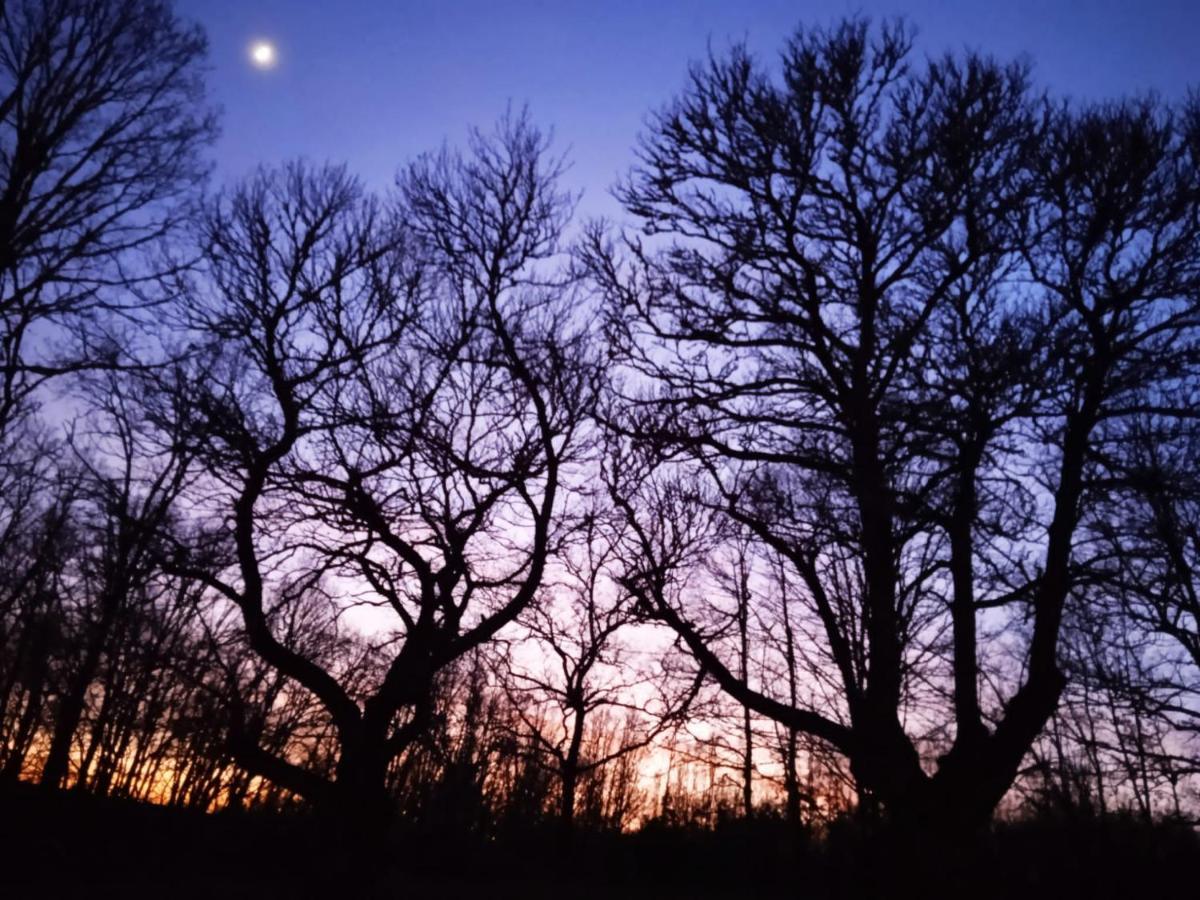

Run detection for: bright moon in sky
[[249, 40, 277, 69]]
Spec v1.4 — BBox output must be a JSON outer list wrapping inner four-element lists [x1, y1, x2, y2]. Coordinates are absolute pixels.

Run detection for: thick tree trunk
[[559, 700, 586, 832], [328, 741, 394, 833], [560, 766, 578, 830]]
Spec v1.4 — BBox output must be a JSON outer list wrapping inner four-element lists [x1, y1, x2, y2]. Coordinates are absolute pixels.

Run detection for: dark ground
[[0, 782, 1196, 899]]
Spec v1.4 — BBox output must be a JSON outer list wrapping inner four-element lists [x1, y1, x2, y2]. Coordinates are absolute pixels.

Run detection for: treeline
[[1, 0, 1199, 846]]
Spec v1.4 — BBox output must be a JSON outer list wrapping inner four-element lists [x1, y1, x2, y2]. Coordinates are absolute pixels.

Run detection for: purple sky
[[175, 0, 1200, 220]]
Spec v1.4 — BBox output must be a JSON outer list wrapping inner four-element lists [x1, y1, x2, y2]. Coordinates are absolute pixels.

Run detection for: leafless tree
[[587, 18, 1200, 830], [499, 504, 694, 830], [163, 112, 596, 825], [0, 463, 80, 780], [0, 0, 215, 444], [35, 365, 197, 787]]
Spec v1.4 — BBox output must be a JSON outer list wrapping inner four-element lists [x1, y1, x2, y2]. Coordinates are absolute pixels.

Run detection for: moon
[[249, 40, 277, 69]]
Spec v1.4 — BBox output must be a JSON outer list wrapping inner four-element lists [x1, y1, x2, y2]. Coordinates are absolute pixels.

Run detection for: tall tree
[[165, 114, 595, 825], [589, 18, 1200, 830]]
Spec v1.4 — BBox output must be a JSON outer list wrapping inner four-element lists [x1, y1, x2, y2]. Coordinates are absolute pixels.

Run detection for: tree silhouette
[[588, 18, 1200, 830], [0, 11, 1198, 890], [0, 0, 215, 443], [498, 503, 695, 831], [161, 114, 596, 825]]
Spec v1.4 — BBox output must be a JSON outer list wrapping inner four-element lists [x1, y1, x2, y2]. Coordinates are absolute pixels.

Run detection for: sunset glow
[[4, 0, 1199, 894]]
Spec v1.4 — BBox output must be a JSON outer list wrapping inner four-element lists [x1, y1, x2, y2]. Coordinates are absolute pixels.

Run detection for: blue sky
[[175, 0, 1200, 219]]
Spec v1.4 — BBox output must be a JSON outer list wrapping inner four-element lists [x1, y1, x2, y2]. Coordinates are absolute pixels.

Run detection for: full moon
[[249, 40, 277, 69]]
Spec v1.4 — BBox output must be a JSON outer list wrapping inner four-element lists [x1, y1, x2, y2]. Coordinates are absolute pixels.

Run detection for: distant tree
[[1093, 424, 1200, 731], [499, 504, 694, 831], [712, 534, 758, 819], [0, 0, 218, 799], [588, 18, 1200, 831], [0, 466, 80, 781], [1043, 418, 1200, 816], [763, 555, 821, 827], [37, 366, 197, 788]]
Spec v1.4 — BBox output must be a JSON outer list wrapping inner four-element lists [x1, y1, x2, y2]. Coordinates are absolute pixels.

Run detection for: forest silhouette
[[1, 1, 1198, 896]]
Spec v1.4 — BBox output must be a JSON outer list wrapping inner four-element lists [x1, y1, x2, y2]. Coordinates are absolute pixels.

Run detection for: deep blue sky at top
[[174, 0, 1200, 221]]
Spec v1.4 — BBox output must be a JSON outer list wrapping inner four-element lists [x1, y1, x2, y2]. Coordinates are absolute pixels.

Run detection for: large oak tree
[[589, 19, 1200, 829]]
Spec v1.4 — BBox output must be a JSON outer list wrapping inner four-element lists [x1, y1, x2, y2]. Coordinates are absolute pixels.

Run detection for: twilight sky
[[174, 0, 1200, 220]]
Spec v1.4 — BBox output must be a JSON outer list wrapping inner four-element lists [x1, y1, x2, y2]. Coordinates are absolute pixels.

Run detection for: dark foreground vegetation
[[2, 0, 1200, 895], [3, 782, 1198, 899]]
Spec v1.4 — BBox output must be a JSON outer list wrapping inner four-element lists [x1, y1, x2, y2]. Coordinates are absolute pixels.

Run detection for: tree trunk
[[40, 603, 115, 788], [780, 568, 803, 828], [737, 549, 753, 818], [0, 675, 46, 781], [560, 766, 578, 830], [329, 741, 394, 832], [560, 699, 586, 832], [782, 728, 802, 828]]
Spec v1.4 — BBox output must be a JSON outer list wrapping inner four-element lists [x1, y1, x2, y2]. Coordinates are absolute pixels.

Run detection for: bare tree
[[711, 534, 758, 819], [1093, 424, 1200, 706], [0, 3, 214, 780], [1048, 417, 1200, 814], [164, 113, 595, 826], [588, 18, 1200, 830], [0, 0, 215, 443], [499, 505, 693, 830], [0, 466, 80, 780]]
